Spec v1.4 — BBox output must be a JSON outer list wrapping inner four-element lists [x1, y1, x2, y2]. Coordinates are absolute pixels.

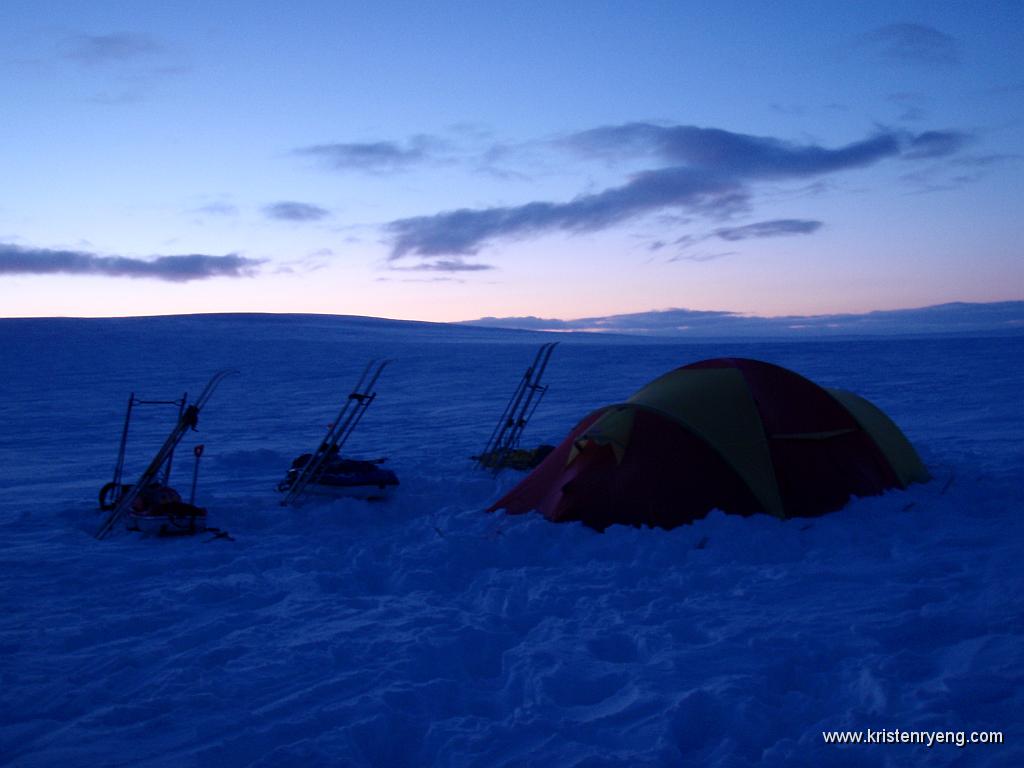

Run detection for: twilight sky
[[1, 1, 1021, 321]]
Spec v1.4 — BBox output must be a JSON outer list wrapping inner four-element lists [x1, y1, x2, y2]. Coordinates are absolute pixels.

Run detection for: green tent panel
[[826, 388, 931, 488]]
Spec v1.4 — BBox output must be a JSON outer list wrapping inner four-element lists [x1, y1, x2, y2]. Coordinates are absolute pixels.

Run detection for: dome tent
[[489, 358, 929, 530]]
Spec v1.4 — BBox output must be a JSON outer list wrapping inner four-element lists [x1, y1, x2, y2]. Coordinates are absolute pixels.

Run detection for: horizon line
[[0, 299, 1022, 340]]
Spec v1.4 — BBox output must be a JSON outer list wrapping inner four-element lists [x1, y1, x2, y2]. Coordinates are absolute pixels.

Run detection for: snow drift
[[0, 314, 1021, 767]]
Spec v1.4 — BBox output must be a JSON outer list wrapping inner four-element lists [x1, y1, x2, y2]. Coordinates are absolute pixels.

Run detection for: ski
[[95, 369, 238, 540], [476, 342, 557, 472], [477, 348, 542, 468], [279, 359, 390, 506], [490, 342, 557, 471], [99, 391, 188, 511]]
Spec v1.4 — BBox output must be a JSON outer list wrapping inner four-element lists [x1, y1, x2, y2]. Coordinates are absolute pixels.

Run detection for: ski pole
[[189, 444, 205, 505]]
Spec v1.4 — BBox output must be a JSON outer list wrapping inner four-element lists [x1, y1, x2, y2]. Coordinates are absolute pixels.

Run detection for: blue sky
[[0, 0, 1021, 321]]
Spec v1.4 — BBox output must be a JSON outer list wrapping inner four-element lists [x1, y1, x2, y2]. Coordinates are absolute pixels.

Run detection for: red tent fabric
[[489, 358, 929, 530]]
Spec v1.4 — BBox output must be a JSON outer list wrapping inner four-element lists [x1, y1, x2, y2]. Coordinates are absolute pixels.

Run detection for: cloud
[[0, 244, 261, 281], [654, 125, 892, 173], [376, 276, 463, 284], [713, 219, 822, 241], [898, 142, 1006, 193], [192, 202, 239, 216], [54, 31, 188, 105], [562, 124, 902, 175], [887, 92, 927, 122], [463, 308, 739, 334], [263, 202, 330, 222], [650, 218, 820, 259], [388, 124, 951, 259], [391, 259, 495, 273], [861, 24, 959, 67], [770, 102, 850, 117], [389, 166, 750, 257], [903, 130, 971, 159], [461, 301, 1024, 337], [667, 251, 735, 263], [295, 135, 445, 173], [61, 33, 163, 65]]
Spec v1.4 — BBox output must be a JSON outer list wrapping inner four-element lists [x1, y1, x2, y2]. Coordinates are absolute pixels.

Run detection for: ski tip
[[205, 369, 241, 387]]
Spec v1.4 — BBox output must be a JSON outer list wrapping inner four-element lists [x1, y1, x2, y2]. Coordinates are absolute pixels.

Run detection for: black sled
[[279, 360, 398, 506]]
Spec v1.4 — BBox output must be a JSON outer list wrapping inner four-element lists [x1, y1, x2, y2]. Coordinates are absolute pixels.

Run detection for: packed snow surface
[[0, 315, 1021, 767]]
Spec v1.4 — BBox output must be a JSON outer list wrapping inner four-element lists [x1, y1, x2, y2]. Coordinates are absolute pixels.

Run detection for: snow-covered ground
[[0, 314, 1021, 767]]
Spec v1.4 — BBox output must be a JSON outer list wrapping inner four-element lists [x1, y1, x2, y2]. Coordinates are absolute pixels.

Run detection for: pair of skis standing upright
[[276, 359, 391, 506], [475, 342, 558, 473], [278, 343, 558, 497]]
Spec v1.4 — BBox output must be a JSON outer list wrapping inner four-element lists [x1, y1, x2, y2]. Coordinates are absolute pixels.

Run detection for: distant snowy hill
[[0, 314, 1021, 767], [461, 300, 1024, 338]]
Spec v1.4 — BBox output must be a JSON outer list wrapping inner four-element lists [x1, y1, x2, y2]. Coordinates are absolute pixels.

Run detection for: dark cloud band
[[391, 259, 495, 273], [387, 124, 957, 259], [0, 244, 261, 282], [263, 202, 329, 222], [462, 302, 1024, 337], [294, 135, 443, 173], [861, 24, 959, 67], [62, 32, 162, 65], [714, 219, 823, 241], [565, 124, 903, 177]]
